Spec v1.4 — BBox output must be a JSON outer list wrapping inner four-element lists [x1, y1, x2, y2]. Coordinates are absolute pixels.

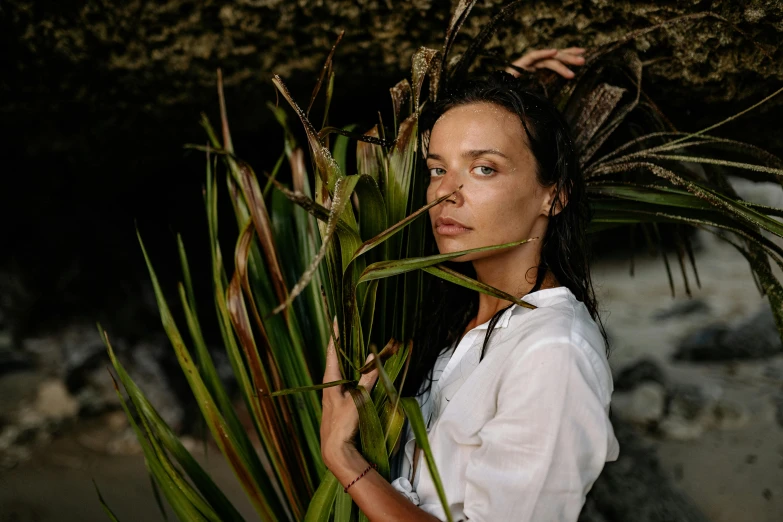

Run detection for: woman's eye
[[472, 166, 495, 176], [429, 167, 446, 177]]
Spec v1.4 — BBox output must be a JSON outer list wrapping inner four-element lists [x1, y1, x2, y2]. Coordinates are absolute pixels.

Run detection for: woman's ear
[[542, 182, 569, 216]]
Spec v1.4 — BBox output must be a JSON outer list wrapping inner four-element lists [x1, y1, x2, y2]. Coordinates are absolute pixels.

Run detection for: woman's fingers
[[535, 58, 576, 79], [509, 48, 558, 71], [507, 47, 586, 79], [358, 354, 380, 392], [553, 50, 586, 66]]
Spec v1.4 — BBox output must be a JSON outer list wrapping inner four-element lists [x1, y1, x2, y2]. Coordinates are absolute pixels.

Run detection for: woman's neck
[[465, 249, 560, 333]]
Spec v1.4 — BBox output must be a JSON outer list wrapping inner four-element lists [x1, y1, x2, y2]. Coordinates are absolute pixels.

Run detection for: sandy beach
[[2, 213, 783, 521]]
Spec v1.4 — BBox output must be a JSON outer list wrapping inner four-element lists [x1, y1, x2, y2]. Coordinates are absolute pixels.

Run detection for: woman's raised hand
[[320, 320, 379, 470], [506, 47, 586, 79]]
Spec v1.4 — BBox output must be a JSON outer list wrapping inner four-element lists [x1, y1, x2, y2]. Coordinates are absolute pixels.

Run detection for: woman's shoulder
[[501, 287, 613, 404], [510, 287, 602, 346]]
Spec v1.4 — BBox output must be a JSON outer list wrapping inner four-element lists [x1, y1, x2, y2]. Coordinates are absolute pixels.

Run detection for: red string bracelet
[[344, 463, 377, 493]]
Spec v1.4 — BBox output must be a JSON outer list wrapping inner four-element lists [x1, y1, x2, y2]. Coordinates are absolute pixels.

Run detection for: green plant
[[98, 2, 783, 521]]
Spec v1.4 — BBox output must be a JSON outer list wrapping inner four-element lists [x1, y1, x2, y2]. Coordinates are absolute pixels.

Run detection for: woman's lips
[[434, 217, 471, 236]]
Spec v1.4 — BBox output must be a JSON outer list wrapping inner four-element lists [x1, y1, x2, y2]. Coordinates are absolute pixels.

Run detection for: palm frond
[[102, 7, 783, 522]]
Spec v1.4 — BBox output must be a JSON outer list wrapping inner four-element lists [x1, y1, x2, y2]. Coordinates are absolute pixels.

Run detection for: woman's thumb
[[358, 354, 380, 391]]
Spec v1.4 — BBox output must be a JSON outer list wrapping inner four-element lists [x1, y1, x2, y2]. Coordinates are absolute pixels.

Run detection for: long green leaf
[[103, 344, 214, 522], [350, 187, 462, 262], [349, 387, 391, 480], [273, 74, 342, 192], [149, 472, 170, 522], [268, 379, 355, 397], [355, 175, 388, 244], [590, 161, 783, 238], [356, 125, 387, 183], [304, 473, 341, 522], [360, 280, 379, 352], [359, 238, 536, 283], [400, 398, 453, 522], [120, 328, 246, 521], [423, 265, 537, 310], [93, 481, 121, 522], [272, 175, 361, 315], [645, 153, 783, 177], [136, 233, 286, 521]]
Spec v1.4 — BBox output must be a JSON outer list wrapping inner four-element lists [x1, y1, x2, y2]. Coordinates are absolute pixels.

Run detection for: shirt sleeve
[[462, 339, 613, 522]]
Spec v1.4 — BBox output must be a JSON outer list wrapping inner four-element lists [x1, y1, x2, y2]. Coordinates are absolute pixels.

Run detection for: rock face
[[579, 419, 710, 522], [3, 0, 782, 111], [675, 303, 783, 361], [3, 0, 782, 342], [614, 358, 668, 392], [612, 381, 667, 426], [611, 358, 752, 441], [0, 323, 189, 468]]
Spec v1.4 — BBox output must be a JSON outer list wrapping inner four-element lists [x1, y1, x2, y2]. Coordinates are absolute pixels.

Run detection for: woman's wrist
[[325, 444, 440, 521], [325, 444, 370, 486]]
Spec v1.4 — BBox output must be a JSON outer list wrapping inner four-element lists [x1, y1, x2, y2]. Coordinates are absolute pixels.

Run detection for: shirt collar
[[472, 287, 572, 331], [472, 304, 516, 331]]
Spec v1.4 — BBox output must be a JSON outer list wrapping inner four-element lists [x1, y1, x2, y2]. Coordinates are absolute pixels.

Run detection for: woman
[[320, 48, 619, 521]]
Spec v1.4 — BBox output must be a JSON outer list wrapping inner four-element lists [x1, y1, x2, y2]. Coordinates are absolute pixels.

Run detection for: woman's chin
[[436, 243, 483, 263], [435, 239, 471, 255]]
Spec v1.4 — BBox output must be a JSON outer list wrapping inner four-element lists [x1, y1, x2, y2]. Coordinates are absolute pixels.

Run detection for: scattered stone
[[674, 304, 782, 361], [34, 379, 79, 421], [1, 326, 189, 470], [667, 384, 713, 421], [578, 498, 609, 522], [0, 444, 31, 470], [47, 332, 186, 430], [762, 363, 782, 381], [579, 418, 710, 522], [674, 324, 726, 361], [23, 335, 64, 376], [658, 384, 714, 441], [659, 414, 706, 441], [0, 371, 40, 419], [76, 413, 143, 457], [774, 391, 783, 429], [615, 358, 667, 392], [652, 299, 709, 321], [673, 463, 684, 482], [0, 344, 33, 376], [656, 382, 749, 440], [105, 429, 143, 456], [712, 399, 749, 431], [61, 323, 110, 385], [0, 425, 21, 452], [180, 435, 201, 454], [612, 382, 666, 427], [612, 371, 747, 440], [0, 377, 80, 467], [104, 410, 128, 432], [47, 452, 85, 470], [123, 341, 185, 430], [15, 406, 46, 433]]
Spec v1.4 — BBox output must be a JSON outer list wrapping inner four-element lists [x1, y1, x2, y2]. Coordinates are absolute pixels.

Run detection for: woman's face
[[426, 101, 555, 262]]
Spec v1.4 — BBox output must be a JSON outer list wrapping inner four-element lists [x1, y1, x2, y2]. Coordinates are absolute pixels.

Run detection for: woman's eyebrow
[[426, 149, 509, 161], [464, 149, 509, 159]]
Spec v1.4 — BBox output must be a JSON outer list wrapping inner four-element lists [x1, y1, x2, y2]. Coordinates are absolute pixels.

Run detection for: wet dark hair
[[402, 71, 608, 398]]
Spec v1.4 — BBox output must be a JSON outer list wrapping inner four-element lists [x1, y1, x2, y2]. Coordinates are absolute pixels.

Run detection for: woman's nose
[[434, 169, 462, 202]]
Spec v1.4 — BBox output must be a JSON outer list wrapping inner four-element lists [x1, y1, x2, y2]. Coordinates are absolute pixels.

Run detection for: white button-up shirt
[[390, 287, 620, 521]]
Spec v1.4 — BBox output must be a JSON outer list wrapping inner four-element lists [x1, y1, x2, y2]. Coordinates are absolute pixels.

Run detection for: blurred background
[[1, 1, 782, 521]]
